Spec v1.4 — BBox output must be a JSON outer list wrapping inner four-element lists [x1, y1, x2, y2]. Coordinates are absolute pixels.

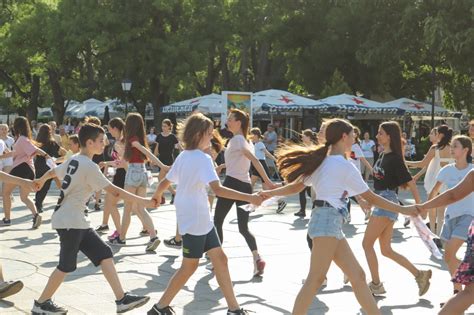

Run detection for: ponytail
[[276, 119, 353, 183]]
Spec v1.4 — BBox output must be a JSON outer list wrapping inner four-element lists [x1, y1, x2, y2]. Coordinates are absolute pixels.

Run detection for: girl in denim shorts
[[363, 121, 431, 297], [109, 113, 169, 252], [417, 169, 474, 315], [427, 135, 473, 295], [260, 118, 417, 315]]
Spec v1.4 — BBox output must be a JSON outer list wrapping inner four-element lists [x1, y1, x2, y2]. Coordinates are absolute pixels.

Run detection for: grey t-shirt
[[264, 130, 277, 152], [52, 154, 110, 229]]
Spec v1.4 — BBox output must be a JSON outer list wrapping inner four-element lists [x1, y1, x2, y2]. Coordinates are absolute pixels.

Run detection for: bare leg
[[443, 238, 464, 292], [37, 269, 67, 303], [19, 186, 38, 216], [436, 207, 446, 236], [100, 258, 125, 300], [439, 283, 474, 315], [362, 216, 391, 284], [292, 237, 339, 315], [119, 186, 136, 241], [2, 183, 15, 219], [333, 239, 380, 315], [428, 208, 437, 234], [157, 258, 199, 307], [0, 262, 4, 282], [135, 186, 157, 238]]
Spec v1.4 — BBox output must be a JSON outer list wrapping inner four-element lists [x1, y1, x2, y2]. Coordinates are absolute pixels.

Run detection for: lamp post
[[121, 79, 132, 116], [4, 90, 12, 125]]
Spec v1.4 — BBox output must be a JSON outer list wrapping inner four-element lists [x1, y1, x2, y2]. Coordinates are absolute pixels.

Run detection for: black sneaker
[[433, 238, 443, 249], [228, 308, 253, 314], [276, 200, 287, 214], [294, 210, 305, 217], [108, 236, 126, 246], [170, 194, 175, 205], [116, 292, 150, 313], [164, 237, 182, 249], [146, 237, 161, 252], [32, 214, 42, 229], [95, 224, 109, 234], [37, 207, 43, 214], [140, 229, 157, 237], [0, 280, 23, 298], [147, 304, 175, 315], [32, 299, 68, 314], [94, 203, 101, 211], [0, 218, 11, 226]]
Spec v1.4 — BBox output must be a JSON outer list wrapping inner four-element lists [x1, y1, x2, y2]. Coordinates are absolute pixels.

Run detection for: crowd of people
[[0, 112, 473, 315]]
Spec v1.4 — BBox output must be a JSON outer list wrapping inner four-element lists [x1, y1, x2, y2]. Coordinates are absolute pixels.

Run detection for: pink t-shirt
[[12, 136, 37, 170], [224, 135, 253, 183]]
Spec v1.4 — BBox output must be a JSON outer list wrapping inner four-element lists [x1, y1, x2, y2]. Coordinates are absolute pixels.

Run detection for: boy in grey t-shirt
[[31, 124, 157, 315]]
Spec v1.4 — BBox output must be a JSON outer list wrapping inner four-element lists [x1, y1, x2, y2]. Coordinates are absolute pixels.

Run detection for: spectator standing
[[360, 131, 376, 181], [263, 124, 278, 179], [59, 125, 69, 150]]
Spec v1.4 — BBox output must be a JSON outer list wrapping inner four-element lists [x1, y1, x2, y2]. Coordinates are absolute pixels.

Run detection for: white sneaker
[[343, 274, 349, 284], [368, 281, 386, 295]]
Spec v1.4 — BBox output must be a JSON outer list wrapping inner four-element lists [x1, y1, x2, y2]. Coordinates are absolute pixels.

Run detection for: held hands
[[358, 198, 372, 214], [249, 193, 264, 206], [139, 197, 159, 209], [25, 179, 38, 192], [33, 179, 45, 191], [258, 190, 273, 201], [400, 205, 420, 217]]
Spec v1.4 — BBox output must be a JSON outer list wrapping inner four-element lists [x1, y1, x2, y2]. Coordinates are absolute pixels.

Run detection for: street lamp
[[4, 90, 12, 125], [121, 79, 132, 116]]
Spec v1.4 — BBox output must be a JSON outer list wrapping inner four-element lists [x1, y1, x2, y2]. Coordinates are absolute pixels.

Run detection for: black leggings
[[213, 176, 257, 252], [35, 166, 51, 211], [299, 187, 311, 212]]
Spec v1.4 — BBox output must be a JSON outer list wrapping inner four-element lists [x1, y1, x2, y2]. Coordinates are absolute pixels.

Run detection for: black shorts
[[10, 162, 35, 180], [56, 228, 113, 273], [249, 159, 270, 180], [112, 168, 126, 189], [182, 227, 221, 259]]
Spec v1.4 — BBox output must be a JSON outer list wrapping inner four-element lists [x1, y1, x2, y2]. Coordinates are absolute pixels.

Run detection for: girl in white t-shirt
[[427, 135, 473, 295], [149, 113, 261, 315], [260, 118, 417, 315], [214, 109, 277, 277]]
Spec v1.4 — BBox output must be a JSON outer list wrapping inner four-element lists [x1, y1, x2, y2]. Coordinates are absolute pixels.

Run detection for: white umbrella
[[318, 94, 402, 114], [253, 89, 333, 112], [383, 98, 460, 117], [161, 93, 222, 114]]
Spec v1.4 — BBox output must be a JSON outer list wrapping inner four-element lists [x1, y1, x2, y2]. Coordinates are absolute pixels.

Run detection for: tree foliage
[[0, 0, 472, 124]]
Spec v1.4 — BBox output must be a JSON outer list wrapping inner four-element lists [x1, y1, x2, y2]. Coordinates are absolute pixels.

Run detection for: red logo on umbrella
[[352, 97, 364, 105], [410, 103, 425, 110], [278, 95, 293, 104], [190, 99, 200, 104]]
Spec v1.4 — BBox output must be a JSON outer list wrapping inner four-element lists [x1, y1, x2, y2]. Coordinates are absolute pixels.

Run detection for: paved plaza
[[0, 182, 473, 314]]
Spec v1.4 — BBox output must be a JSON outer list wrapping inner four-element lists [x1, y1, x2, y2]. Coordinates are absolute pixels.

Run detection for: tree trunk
[[205, 45, 216, 94], [255, 41, 270, 90], [48, 68, 66, 124], [219, 46, 231, 90], [25, 74, 40, 121], [150, 76, 168, 129], [84, 44, 97, 98]]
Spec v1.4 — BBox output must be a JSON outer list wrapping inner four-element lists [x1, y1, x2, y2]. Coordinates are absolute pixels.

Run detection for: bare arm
[[413, 166, 427, 182], [360, 189, 416, 216], [104, 184, 156, 208], [261, 181, 306, 197], [406, 146, 435, 169], [132, 141, 169, 170], [209, 181, 262, 205], [0, 171, 35, 191], [242, 148, 274, 186], [263, 147, 276, 161], [420, 172, 474, 210], [360, 157, 373, 174], [407, 179, 421, 204]]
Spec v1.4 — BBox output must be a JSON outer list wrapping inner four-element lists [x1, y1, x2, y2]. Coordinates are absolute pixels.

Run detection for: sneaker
[[170, 194, 175, 205], [253, 258, 266, 277], [0, 218, 11, 226], [415, 269, 432, 296], [146, 237, 161, 252], [206, 264, 214, 271], [32, 214, 42, 229], [403, 217, 410, 228], [227, 308, 253, 315], [160, 196, 165, 205], [140, 229, 158, 237], [164, 237, 182, 249], [32, 299, 68, 314], [94, 203, 101, 211], [108, 230, 119, 241], [108, 236, 126, 246], [276, 200, 287, 214], [368, 281, 386, 295], [147, 304, 175, 315], [322, 278, 328, 286], [95, 224, 109, 234], [294, 210, 305, 218], [37, 207, 43, 214], [0, 280, 23, 298], [116, 292, 150, 313]]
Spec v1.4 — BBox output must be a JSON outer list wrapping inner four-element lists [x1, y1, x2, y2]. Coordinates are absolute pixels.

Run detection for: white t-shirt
[[360, 140, 375, 158], [0, 139, 5, 169], [2, 136, 14, 167], [253, 141, 266, 160], [436, 163, 474, 220], [304, 155, 369, 209], [147, 133, 157, 144], [224, 135, 253, 183], [349, 143, 364, 171], [52, 154, 110, 229], [166, 150, 219, 235]]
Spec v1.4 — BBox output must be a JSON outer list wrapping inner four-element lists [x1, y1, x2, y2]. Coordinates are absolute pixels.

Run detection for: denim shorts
[[371, 190, 399, 222], [308, 207, 344, 240], [441, 214, 473, 242], [124, 163, 148, 188]]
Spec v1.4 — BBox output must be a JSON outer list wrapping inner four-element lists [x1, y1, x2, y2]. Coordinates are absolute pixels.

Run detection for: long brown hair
[[230, 108, 250, 137], [36, 124, 55, 147], [380, 121, 404, 160], [123, 113, 148, 161], [178, 113, 213, 150], [109, 117, 125, 144], [277, 118, 353, 183], [452, 135, 473, 164], [436, 124, 453, 150], [13, 116, 32, 140]]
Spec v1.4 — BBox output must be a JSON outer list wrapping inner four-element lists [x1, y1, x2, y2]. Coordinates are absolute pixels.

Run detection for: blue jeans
[[371, 190, 399, 222], [308, 207, 345, 240]]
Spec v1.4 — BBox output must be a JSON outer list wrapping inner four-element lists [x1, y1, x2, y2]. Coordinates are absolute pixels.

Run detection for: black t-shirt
[[373, 152, 412, 191], [35, 141, 60, 175], [156, 133, 178, 165]]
